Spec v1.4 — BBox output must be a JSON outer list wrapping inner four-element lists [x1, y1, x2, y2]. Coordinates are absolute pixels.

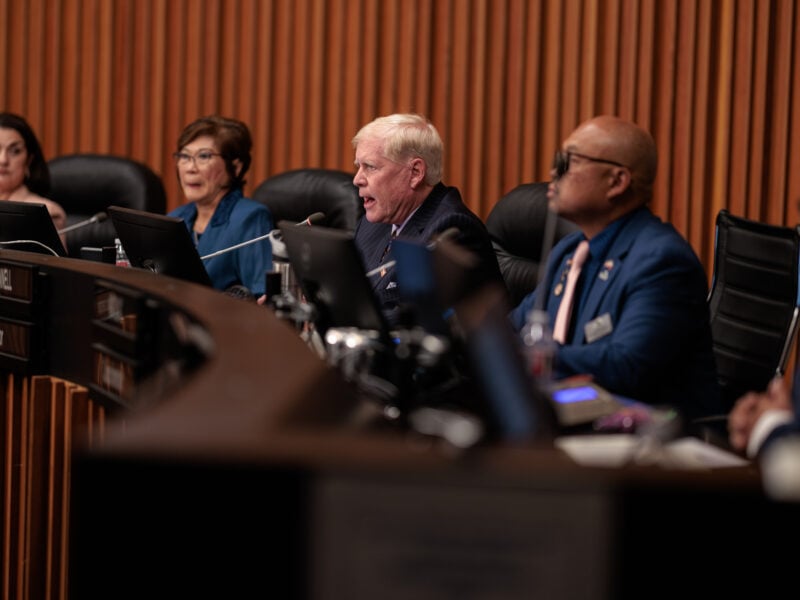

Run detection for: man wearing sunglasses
[[509, 115, 721, 422]]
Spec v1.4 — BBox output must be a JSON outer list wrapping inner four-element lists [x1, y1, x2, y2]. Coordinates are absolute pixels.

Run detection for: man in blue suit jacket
[[509, 115, 721, 421], [352, 113, 502, 327]]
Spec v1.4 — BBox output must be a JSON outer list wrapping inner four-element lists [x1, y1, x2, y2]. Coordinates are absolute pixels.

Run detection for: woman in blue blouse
[[169, 115, 273, 296]]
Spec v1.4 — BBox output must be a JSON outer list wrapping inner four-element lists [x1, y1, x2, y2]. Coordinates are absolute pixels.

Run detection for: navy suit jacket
[[510, 206, 721, 420], [354, 183, 503, 327]]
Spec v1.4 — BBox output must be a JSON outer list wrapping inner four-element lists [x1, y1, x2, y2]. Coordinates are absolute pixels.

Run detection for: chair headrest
[[487, 182, 577, 258], [47, 153, 167, 257], [252, 168, 363, 231], [48, 154, 167, 215], [485, 182, 580, 306]]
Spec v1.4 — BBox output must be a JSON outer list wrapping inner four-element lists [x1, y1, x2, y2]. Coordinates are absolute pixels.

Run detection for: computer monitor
[[455, 284, 557, 443], [278, 221, 390, 339], [107, 205, 213, 287], [391, 236, 496, 335], [0, 200, 67, 256], [391, 238, 454, 335]]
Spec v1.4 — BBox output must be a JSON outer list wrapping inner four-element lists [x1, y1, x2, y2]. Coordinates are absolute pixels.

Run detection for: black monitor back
[[107, 205, 212, 287], [278, 221, 390, 339], [0, 200, 67, 256]]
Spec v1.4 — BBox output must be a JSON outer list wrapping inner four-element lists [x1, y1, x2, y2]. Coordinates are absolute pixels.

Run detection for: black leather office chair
[[485, 182, 580, 307], [251, 168, 363, 232], [48, 154, 167, 257], [707, 209, 800, 412]]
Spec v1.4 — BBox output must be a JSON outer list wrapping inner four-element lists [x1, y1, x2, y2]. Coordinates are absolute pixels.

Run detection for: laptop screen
[[0, 200, 67, 256]]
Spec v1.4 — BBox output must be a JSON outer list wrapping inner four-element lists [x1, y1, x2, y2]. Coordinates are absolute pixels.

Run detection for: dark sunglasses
[[552, 150, 626, 180]]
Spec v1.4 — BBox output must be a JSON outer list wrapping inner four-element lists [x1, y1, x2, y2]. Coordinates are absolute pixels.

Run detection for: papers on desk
[[555, 435, 750, 469]]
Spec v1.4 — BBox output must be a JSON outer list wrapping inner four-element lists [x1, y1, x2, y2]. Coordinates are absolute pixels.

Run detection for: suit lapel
[[360, 224, 393, 270], [401, 184, 447, 239], [572, 209, 652, 343]]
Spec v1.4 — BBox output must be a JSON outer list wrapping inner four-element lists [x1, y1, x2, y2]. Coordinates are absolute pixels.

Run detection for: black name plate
[[0, 317, 31, 360], [0, 262, 34, 302]]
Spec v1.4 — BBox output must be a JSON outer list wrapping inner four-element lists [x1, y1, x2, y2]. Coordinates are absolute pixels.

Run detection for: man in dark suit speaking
[[509, 115, 721, 421], [351, 113, 502, 327]]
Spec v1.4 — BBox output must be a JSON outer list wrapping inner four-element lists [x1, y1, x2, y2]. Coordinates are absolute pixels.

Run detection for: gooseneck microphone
[[296, 212, 326, 227], [200, 212, 326, 260], [57, 211, 108, 235]]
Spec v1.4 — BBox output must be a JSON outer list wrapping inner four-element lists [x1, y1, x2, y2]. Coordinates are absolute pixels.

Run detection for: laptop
[[107, 205, 213, 287], [0, 199, 68, 256], [278, 220, 391, 340]]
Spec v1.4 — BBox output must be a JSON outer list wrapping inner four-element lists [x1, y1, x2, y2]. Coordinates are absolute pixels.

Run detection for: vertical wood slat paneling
[[769, 0, 795, 225], [1, 374, 104, 600], [467, 1, 489, 208], [792, 5, 800, 222], [503, 0, 528, 189], [729, 0, 755, 221], [1, 374, 26, 600], [650, 0, 677, 223], [2, 0, 800, 275], [693, 1, 716, 250]]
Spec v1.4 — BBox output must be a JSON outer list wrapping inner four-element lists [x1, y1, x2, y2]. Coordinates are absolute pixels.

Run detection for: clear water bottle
[[521, 308, 556, 384], [114, 238, 130, 267]]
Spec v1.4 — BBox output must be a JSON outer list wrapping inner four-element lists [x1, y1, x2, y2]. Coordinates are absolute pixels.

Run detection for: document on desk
[[556, 435, 750, 469]]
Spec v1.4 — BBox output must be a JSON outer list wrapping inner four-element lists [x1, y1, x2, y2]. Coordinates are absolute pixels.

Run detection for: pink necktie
[[553, 240, 590, 343]]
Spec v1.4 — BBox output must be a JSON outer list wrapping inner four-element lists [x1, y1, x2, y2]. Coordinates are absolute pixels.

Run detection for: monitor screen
[[0, 200, 67, 256], [391, 238, 452, 335], [107, 205, 213, 287], [278, 220, 390, 339]]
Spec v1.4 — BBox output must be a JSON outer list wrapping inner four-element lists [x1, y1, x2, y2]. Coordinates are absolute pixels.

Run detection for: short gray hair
[[352, 113, 443, 184]]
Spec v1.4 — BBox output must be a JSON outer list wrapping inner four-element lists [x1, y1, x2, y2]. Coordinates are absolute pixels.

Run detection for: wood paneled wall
[[1, 374, 103, 600], [1, 0, 798, 272]]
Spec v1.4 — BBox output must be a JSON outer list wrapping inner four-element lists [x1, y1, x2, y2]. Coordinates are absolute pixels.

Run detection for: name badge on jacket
[[584, 313, 613, 343]]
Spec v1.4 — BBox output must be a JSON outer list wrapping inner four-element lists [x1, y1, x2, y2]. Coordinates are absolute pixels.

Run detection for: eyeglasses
[[552, 150, 626, 180], [172, 150, 222, 167]]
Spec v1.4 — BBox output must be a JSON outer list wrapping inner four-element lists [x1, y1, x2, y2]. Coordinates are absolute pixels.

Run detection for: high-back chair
[[48, 154, 167, 257], [251, 168, 363, 232], [485, 182, 580, 307], [707, 209, 800, 411]]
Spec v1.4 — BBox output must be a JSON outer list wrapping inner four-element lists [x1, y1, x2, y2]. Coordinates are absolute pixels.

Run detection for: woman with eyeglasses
[[168, 115, 273, 298], [0, 112, 68, 247]]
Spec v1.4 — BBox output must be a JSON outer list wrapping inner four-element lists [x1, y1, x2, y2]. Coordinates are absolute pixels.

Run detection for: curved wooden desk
[[0, 249, 793, 600]]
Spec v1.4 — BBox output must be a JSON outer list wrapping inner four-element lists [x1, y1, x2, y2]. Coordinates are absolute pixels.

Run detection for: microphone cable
[[0, 239, 60, 256]]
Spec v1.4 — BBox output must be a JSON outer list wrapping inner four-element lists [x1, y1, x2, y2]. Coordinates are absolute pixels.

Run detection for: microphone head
[[427, 227, 460, 249], [437, 227, 460, 243], [304, 212, 326, 226], [93, 211, 109, 223]]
